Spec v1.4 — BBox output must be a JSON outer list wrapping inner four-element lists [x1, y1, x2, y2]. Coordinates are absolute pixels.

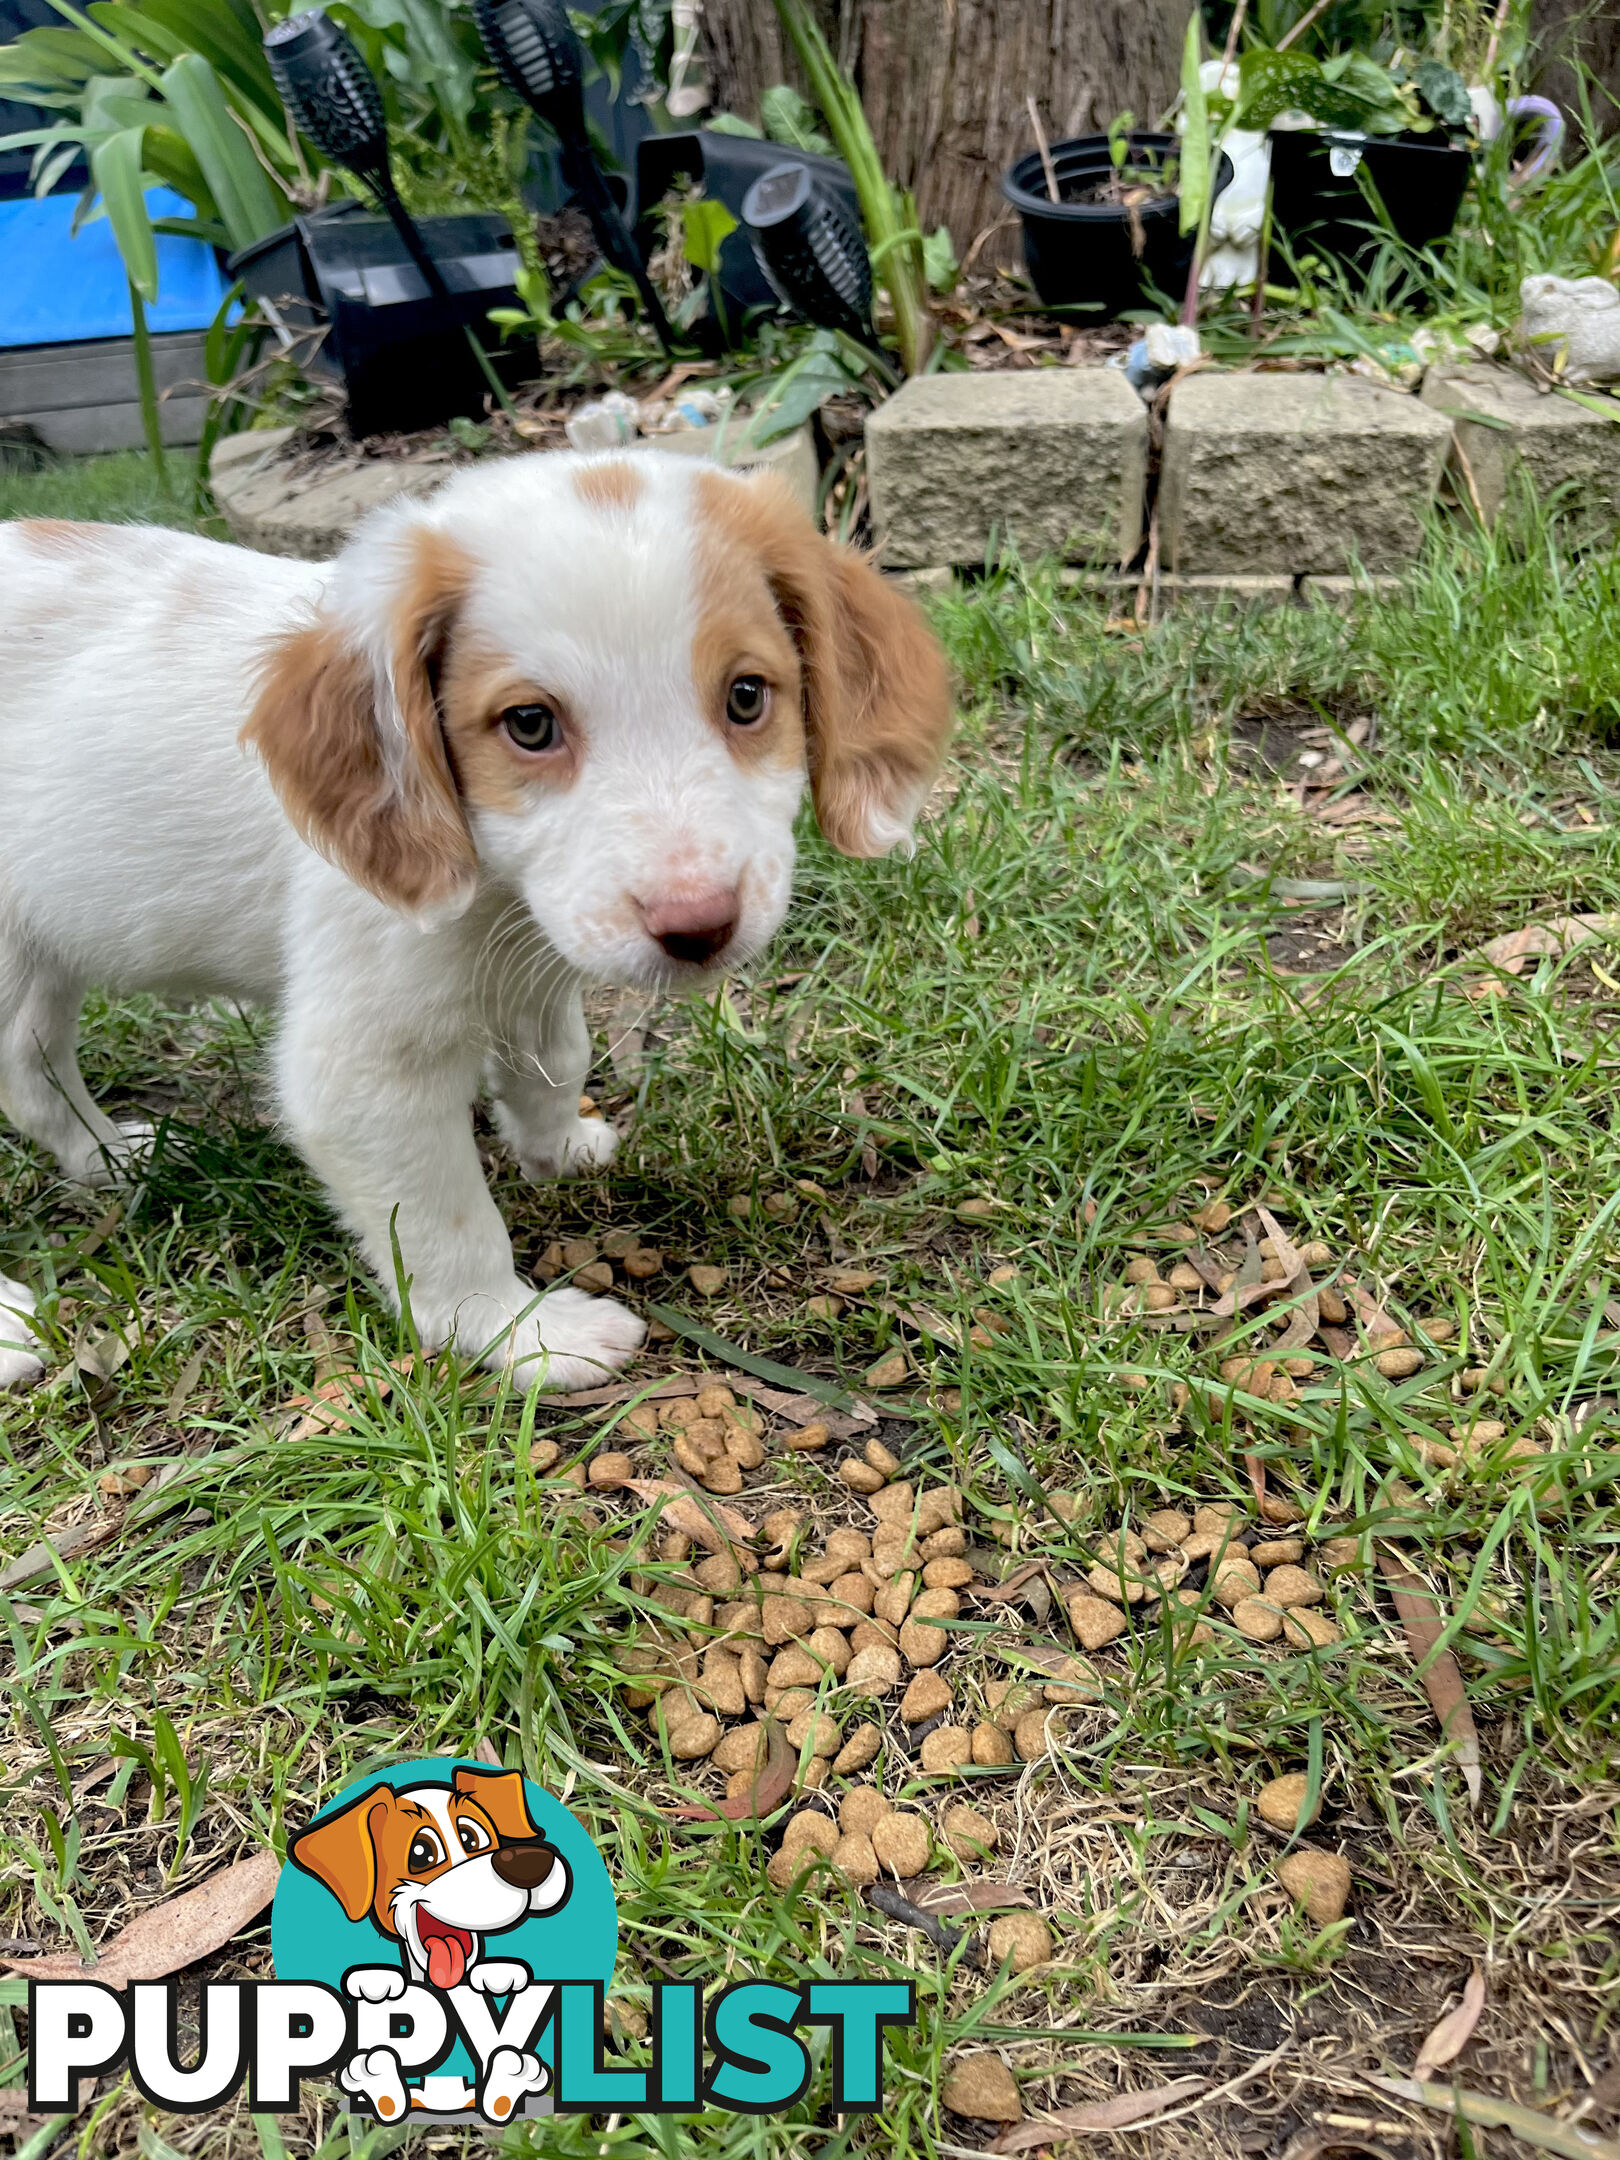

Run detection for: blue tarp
[[0, 185, 231, 349]]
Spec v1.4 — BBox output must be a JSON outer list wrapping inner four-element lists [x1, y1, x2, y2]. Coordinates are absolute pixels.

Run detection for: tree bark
[[699, 0, 1190, 259], [1531, 0, 1620, 136]]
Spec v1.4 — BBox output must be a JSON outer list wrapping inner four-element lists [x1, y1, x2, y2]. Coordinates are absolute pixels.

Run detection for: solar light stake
[[265, 10, 516, 415], [742, 160, 887, 366], [474, 0, 675, 352]]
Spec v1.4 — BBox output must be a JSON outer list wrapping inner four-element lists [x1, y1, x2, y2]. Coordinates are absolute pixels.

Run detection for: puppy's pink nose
[[638, 888, 739, 966]]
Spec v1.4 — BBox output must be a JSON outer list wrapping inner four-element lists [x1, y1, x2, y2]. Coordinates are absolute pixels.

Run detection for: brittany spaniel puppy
[[0, 450, 951, 1391]]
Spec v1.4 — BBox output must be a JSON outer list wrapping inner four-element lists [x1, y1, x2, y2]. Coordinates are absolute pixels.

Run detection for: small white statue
[[1520, 273, 1620, 384]]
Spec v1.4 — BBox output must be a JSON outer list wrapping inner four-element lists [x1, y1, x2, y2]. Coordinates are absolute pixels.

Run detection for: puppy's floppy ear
[[290, 1789, 391, 1923], [242, 523, 477, 922], [452, 1765, 540, 1843], [700, 470, 953, 859]]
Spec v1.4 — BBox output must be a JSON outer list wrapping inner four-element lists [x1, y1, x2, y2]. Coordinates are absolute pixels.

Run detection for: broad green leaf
[[0, 23, 102, 91], [705, 110, 763, 138], [923, 222, 958, 293], [160, 52, 281, 248], [91, 122, 157, 297], [761, 81, 832, 155], [680, 194, 738, 276], [1236, 46, 1320, 129], [97, 0, 277, 112], [745, 343, 857, 445], [1414, 58, 1471, 129], [1178, 9, 1207, 238]]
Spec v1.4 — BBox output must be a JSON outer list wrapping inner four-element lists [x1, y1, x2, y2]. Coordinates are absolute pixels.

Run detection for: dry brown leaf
[[1368, 2076, 1620, 2160], [3, 1849, 279, 1984], [989, 2077, 1209, 2150], [1256, 1203, 1320, 1354], [915, 1881, 1036, 1917], [1474, 913, 1620, 977], [667, 1717, 794, 1822], [473, 1737, 502, 1767], [620, 1479, 754, 1553], [0, 1518, 122, 1591], [1376, 1546, 1482, 1807], [1413, 1963, 1487, 2080]]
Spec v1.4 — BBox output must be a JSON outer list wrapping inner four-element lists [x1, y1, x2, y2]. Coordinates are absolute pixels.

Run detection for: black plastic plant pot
[[1001, 132, 1232, 319], [635, 130, 860, 329], [1267, 127, 1472, 274]]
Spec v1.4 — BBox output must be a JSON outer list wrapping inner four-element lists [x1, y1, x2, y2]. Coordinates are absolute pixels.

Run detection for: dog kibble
[[831, 1830, 879, 1885], [574, 1261, 614, 1293], [868, 1481, 917, 1526], [988, 1681, 1043, 1730], [808, 1625, 852, 1675], [840, 1787, 891, 1838], [922, 1557, 974, 1591], [839, 1459, 887, 1494], [846, 1643, 902, 1693], [621, 1247, 662, 1279], [666, 1710, 723, 1760], [737, 1646, 767, 1702], [832, 1723, 882, 1774], [1211, 1558, 1262, 1608], [1066, 1592, 1128, 1650], [699, 1650, 747, 1717], [1141, 1508, 1192, 1552], [1231, 1598, 1283, 1642], [1257, 1772, 1319, 1831], [560, 1239, 598, 1270], [768, 1646, 824, 1691], [1250, 1538, 1305, 1569], [687, 1264, 727, 1296], [971, 1720, 1015, 1766], [871, 1812, 931, 1876], [865, 1352, 910, 1390], [919, 1725, 972, 1773], [1276, 1847, 1350, 1925], [587, 1451, 632, 1490], [1013, 1709, 1051, 1761], [827, 1572, 876, 1618], [1086, 1562, 1150, 1606], [779, 1809, 840, 1858], [783, 1421, 830, 1453], [713, 1722, 769, 1778], [900, 1670, 952, 1722], [787, 1708, 842, 1756], [1264, 1565, 1323, 1608], [987, 1912, 1052, 1972], [941, 2052, 1022, 2124], [849, 1619, 898, 1656], [761, 1595, 813, 1645], [701, 1457, 744, 1495], [1281, 1608, 1342, 1649], [1316, 1286, 1349, 1325], [1376, 1346, 1424, 1379]]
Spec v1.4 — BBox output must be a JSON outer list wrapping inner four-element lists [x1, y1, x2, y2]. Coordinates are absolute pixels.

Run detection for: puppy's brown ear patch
[[695, 470, 953, 858], [574, 460, 644, 511], [291, 1790, 389, 1923], [242, 527, 477, 917], [452, 1765, 540, 1842]]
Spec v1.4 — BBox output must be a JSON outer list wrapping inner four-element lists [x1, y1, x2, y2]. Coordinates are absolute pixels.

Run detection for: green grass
[[0, 448, 211, 532], [3, 468, 1620, 2154]]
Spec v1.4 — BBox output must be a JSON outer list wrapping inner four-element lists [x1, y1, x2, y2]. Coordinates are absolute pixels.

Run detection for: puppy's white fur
[[0, 450, 949, 1390]]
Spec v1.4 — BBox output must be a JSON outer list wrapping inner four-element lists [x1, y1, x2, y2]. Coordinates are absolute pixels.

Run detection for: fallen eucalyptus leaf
[[1376, 1545, 1482, 1807], [1413, 1963, 1486, 2080], [989, 2076, 1209, 2149], [3, 1849, 279, 1983], [1367, 2076, 1620, 2160]]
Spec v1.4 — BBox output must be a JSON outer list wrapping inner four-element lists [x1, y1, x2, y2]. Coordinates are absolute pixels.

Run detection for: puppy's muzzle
[[491, 1838, 560, 1891]]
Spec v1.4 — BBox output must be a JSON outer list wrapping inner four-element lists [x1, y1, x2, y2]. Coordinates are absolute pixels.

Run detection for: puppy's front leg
[[487, 990, 617, 1181], [278, 1020, 643, 1392]]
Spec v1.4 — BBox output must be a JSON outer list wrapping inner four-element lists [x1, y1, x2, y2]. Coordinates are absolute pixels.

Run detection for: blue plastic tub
[[0, 186, 231, 349]]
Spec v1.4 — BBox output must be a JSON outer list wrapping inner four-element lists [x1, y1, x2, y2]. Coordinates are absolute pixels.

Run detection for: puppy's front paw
[[65, 1119, 158, 1192], [346, 1966, 408, 2004], [504, 1284, 646, 1393], [500, 1108, 619, 1182], [465, 1958, 531, 1998], [340, 2045, 409, 2121], [480, 2044, 550, 2122], [0, 1277, 44, 1392]]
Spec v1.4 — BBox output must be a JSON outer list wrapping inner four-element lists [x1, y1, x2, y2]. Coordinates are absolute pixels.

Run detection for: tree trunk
[[1531, 0, 1620, 136], [699, 0, 1190, 260]]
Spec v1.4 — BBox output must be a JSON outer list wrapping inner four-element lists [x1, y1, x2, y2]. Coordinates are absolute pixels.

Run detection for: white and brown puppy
[[0, 452, 951, 1390]]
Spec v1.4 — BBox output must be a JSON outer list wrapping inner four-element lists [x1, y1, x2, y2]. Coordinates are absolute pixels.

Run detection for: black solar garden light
[[265, 11, 448, 304], [473, 0, 674, 352], [741, 160, 878, 351]]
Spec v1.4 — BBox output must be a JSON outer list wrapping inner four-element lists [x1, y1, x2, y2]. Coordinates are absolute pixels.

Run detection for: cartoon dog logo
[[290, 1765, 570, 2122]]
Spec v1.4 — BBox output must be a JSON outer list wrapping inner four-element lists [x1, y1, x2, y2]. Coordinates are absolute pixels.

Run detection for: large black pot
[[1002, 132, 1232, 318], [1267, 127, 1472, 273]]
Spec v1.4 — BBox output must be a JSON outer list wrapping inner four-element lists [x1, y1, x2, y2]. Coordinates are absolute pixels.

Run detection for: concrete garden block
[[211, 427, 443, 560], [866, 369, 1148, 567], [1160, 372, 1453, 575], [1157, 574, 1295, 611], [1301, 573, 1406, 609], [1419, 362, 1620, 531]]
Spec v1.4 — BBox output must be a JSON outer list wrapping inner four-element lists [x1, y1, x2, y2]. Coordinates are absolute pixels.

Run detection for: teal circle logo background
[[270, 1756, 618, 2073]]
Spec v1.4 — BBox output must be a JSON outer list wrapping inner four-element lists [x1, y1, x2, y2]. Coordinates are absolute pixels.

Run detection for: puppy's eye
[[501, 702, 559, 753], [725, 675, 768, 727], [407, 1830, 444, 1873], [457, 1819, 492, 1855]]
